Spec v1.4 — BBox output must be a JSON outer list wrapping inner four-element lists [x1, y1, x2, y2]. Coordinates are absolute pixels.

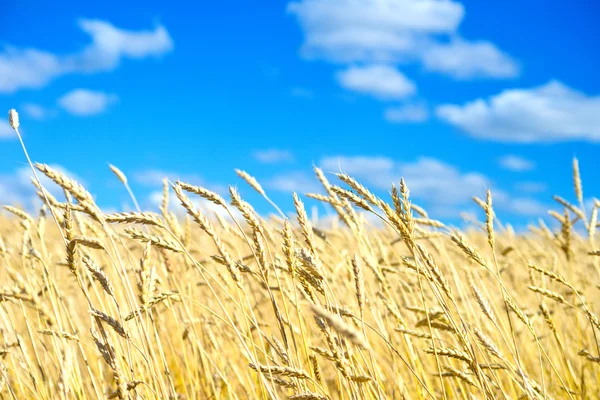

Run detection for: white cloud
[[319, 155, 548, 217], [265, 171, 323, 193], [436, 81, 600, 142], [498, 155, 535, 171], [422, 39, 519, 79], [384, 103, 429, 122], [0, 19, 173, 93], [0, 120, 13, 139], [253, 149, 295, 164], [287, 0, 464, 63], [288, 0, 517, 80], [22, 103, 48, 120], [515, 181, 547, 194], [73, 19, 173, 72], [58, 89, 118, 116], [493, 191, 548, 216], [336, 65, 415, 100], [505, 198, 547, 216], [0, 48, 63, 93]]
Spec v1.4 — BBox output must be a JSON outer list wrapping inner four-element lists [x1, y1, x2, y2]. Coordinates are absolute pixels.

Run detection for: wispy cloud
[[422, 38, 519, 79], [436, 81, 600, 142], [498, 155, 535, 171], [336, 65, 415, 100], [384, 103, 429, 123], [516, 181, 547, 193], [253, 149, 295, 164], [288, 0, 517, 80], [265, 171, 323, 193], [58, 89, 118, 116], [0, 19, 173, 93], [22, 103, 48, 120]]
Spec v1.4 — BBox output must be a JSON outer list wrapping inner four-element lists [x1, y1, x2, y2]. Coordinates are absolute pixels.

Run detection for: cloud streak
[[0, 19, 173, 93], [436, 81, 600, 142], [58, 89, 118, 116]]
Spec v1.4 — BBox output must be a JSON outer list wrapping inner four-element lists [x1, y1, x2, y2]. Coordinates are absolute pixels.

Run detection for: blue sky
[[1, 0, 599, 229]]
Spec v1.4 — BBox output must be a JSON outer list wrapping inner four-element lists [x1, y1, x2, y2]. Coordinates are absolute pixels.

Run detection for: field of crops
[[1, 112, 600, 399]]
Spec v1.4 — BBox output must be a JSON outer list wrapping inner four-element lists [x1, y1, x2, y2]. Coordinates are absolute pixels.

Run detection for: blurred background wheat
[[0, 114, 599, 398]]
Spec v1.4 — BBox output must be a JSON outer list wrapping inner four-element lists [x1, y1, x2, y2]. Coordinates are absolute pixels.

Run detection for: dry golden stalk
[[528, 286, 566, 304], [573, 157, 583, 207], [578, 349, 600, 364], [71, 236, 105, 250], [309, 346, 335, 361], [82, 255, 115, 299], [473, 328, 504, 361], [336, 173, 379, 205], [310, 304, 370, 350], [64, 207, 77, 275], [413, 218, 445, 228], [440, 366, 478, 387], [34, 163, 102, 218], [160, 178, 169, 214], [248, 363, 311, 380], [3, 206, 35, 225], [410, 203, 428, 218], [124, 292, 179, 321], [331, 185, 374, 212], [293, 193, 318, 256], [505, 297, 533, 330], [107, 381, 144, 399], [108, 164, 128, 185], [105, 212, 165, 228], [589, 205, 597, 238], [394, 328, 432, 339], [0, 361, 6, 393], [485, 189, 495, 249], [553, 196, 585, 221], [271, 335, 290, 366], [309, 354, 322, 384], [297, 248, 324, 282], [271, 377, 297, 389], [527, 264, 571, 288], [178, 181, 228, 208], [235, 169, 266, 196], [89, 309, 128, 339], [282, 220, 296, 276], [38, 330, 79, 341], [349, 374, 372, 383], [451, 234, 487, 267], [125, 228, 183, 253], [351, 255, 364, 321], [305, 193, 342, 206], [423, 347, 473, 363], [288, 393, 329, 400], [539, 303, 559, 337], [471, 283, 498, 325]]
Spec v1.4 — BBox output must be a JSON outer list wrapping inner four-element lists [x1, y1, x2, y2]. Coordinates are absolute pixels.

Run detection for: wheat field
[[1, 112, 600, 399]]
